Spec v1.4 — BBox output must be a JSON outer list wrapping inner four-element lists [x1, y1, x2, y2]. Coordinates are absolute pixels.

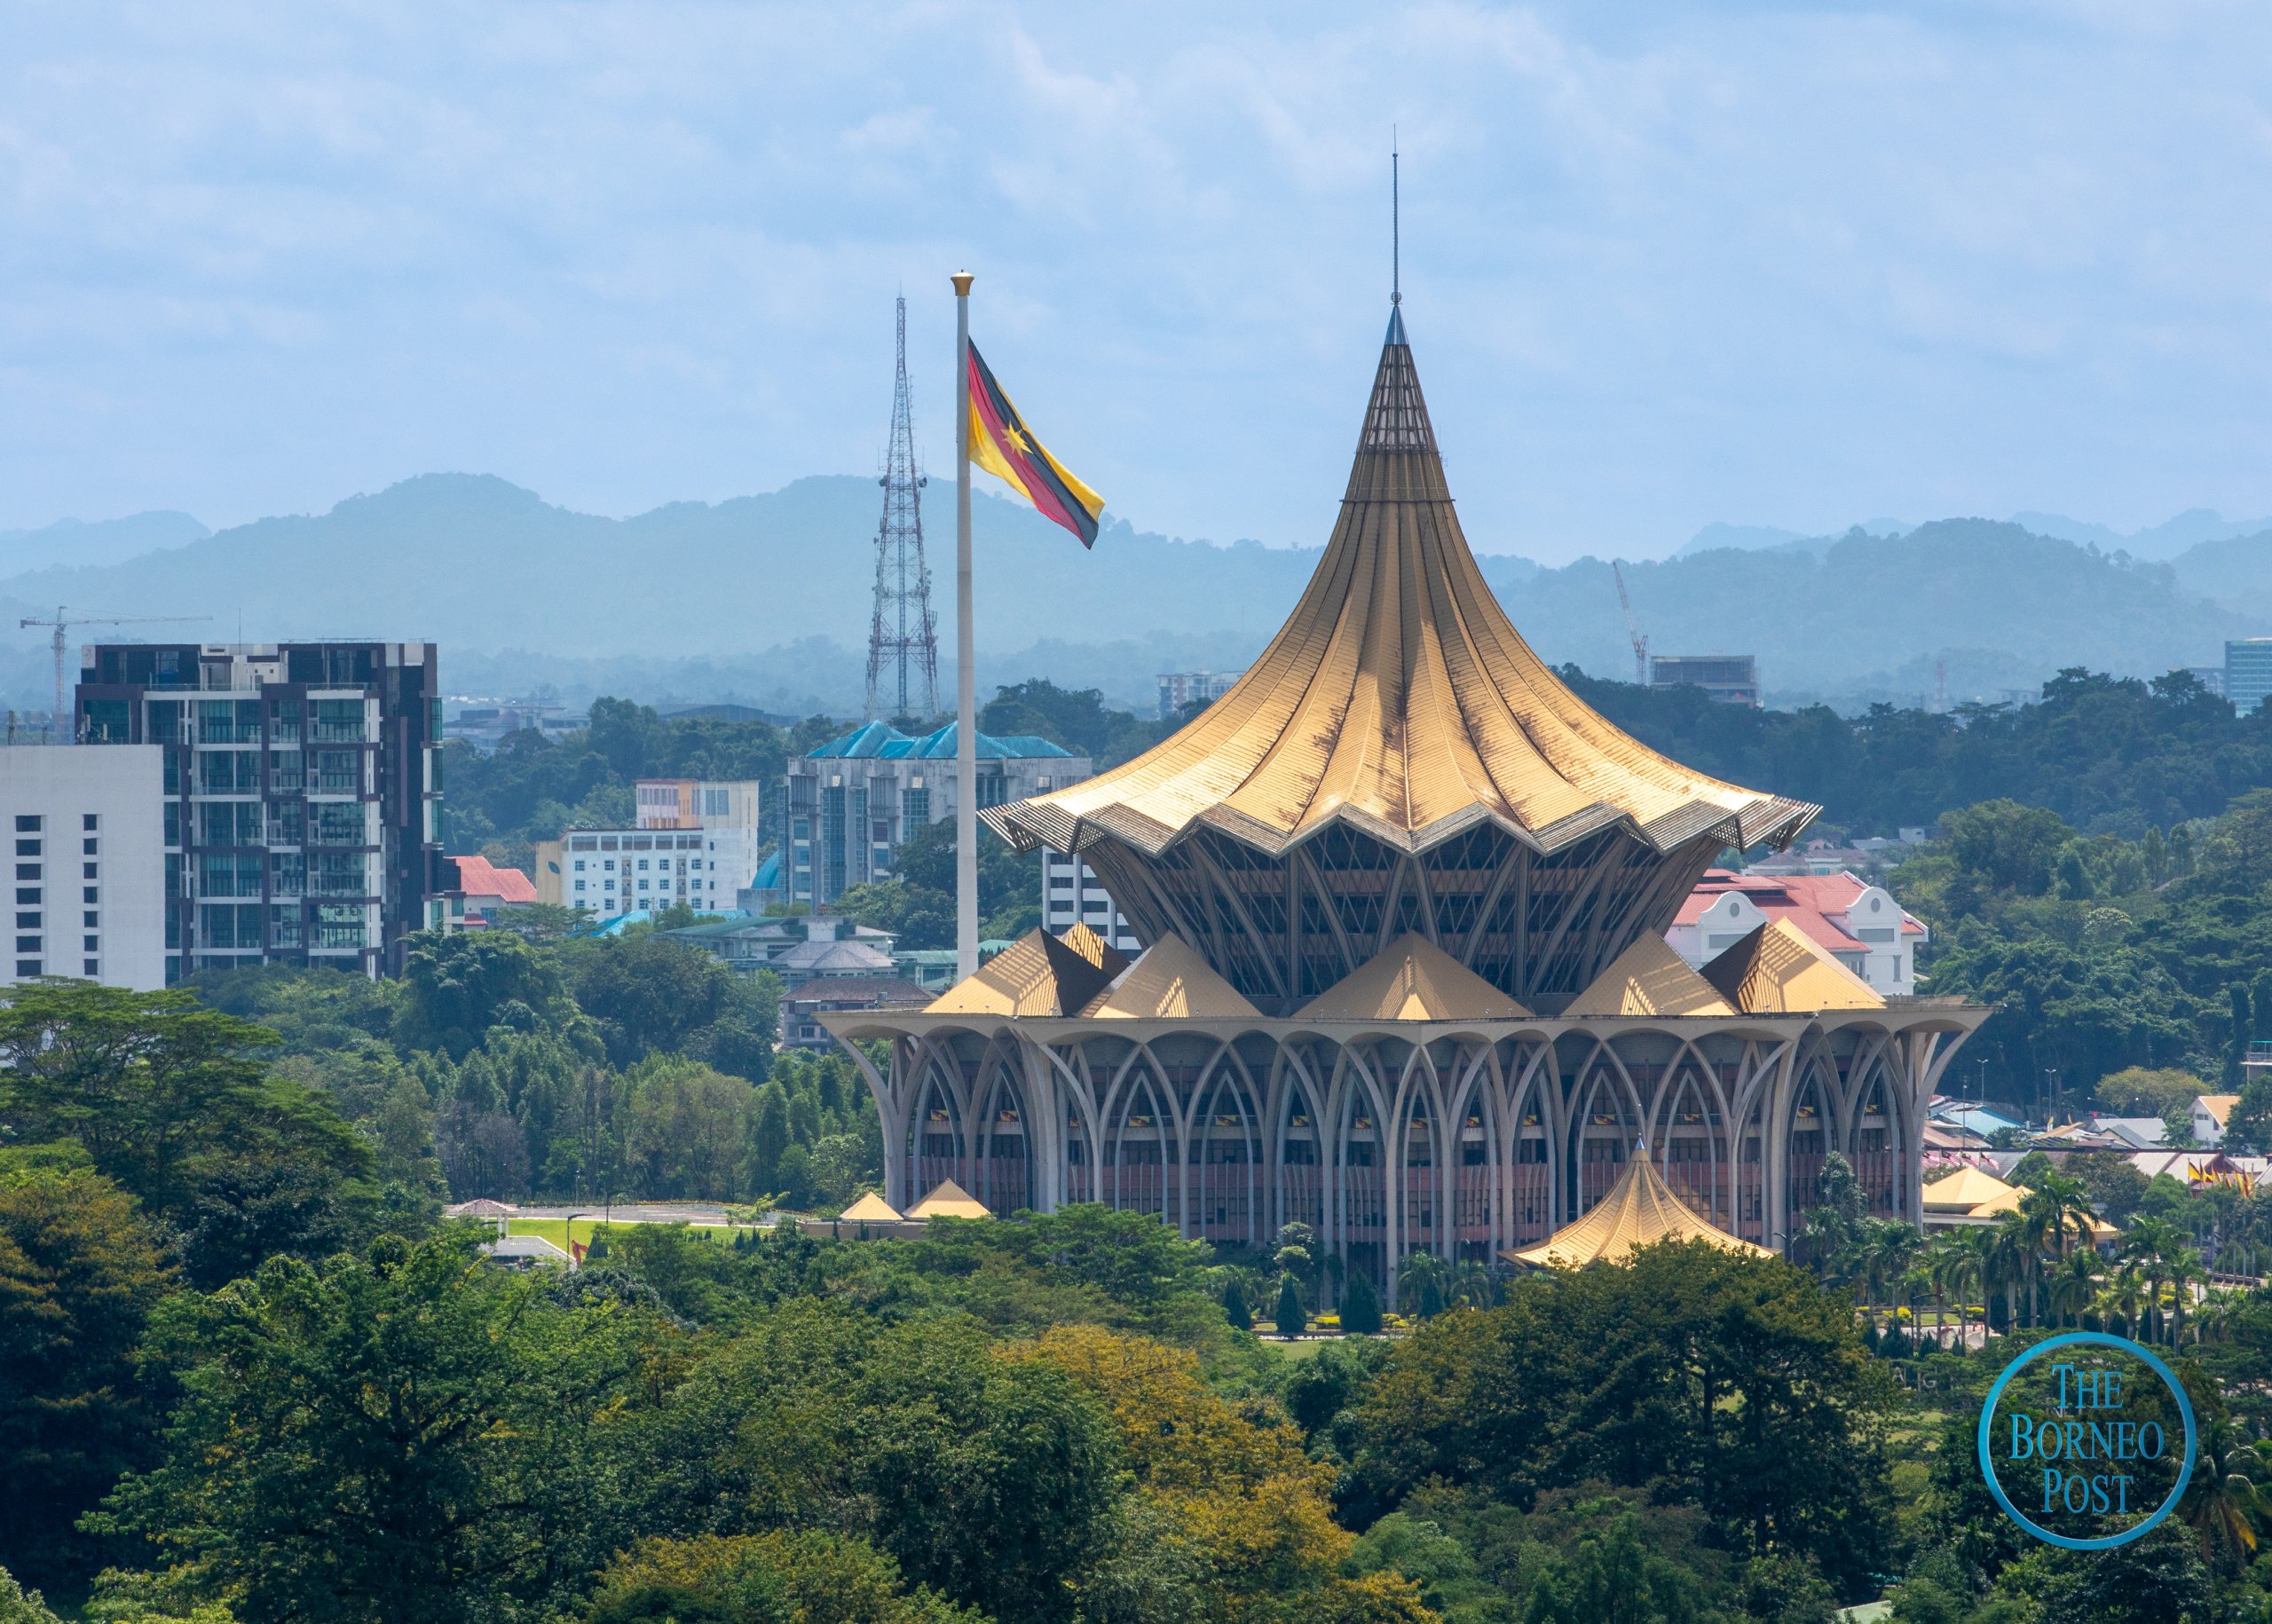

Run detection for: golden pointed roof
[[838, 1190, 903, 1222], [1078, 934, 1261, 1020], [1563, 934, 1735, 1018], [1505, 1150, 1771, 1267], [985, 311, 1814, 863], [908, 1178, 991, 1219], [1700, 918, 1883, 1013], [1297, 932, 1532, 1021], [1921, 1166, 2015, 1210], [925, 923, 1131, 1017]]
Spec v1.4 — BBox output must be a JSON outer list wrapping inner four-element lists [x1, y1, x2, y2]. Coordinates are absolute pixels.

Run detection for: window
[[638, 879, 651, 891], [311, 699, 366, 743], [310, 853, 366, 896], [15, 961, 38, 977], [603, 859, 615, 871], [164, 803, 180, 847], [310, 802, 365, 846], [15, 935, 40, 953], [83, 863, 97, 880], [13, 912, 36, 928], [83, 839, 98, 855], [689, 858, 702, 870], [574, 879, 587, 892], [636, 859, 649, 871], [82, 814, 96, 831], [83, 935, 98, 952], [83, 959, 98, 976], [13, 816, 40, 832], [15, 889, 38, 905], [15, 864, 40, 881], [83, 911, 97, 928], [14, 840, 39, 856], [271, 853, 306, 895], [573, 859, 586, 871], [604, 879, 615, 890], [82, 887, 96, 905]]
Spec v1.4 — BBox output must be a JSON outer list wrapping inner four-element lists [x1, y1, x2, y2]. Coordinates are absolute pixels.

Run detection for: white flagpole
[[952, 271, 978, 981]]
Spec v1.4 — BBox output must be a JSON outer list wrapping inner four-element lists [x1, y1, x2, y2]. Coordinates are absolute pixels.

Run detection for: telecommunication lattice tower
[[864, 296, 940, 721]]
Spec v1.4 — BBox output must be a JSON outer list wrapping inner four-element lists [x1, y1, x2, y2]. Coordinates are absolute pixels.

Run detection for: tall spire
[[1392, 134, 1400, 308], [864, 296, 940, 721]]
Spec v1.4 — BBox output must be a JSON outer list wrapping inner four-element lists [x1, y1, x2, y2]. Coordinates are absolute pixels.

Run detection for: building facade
[[1156, 670, 1245, 720], [1650, 654, 1760, 706], [1667, 870, 1926, 997], [1041, 847, 1142, 956], [785, 721, 1087, 909], [1, 745, 166, 989], [76, 642, 442, 980], [535, 777, 761, 913], [827, 302, 1986, 1299], [2229, 639, 2272, 715]]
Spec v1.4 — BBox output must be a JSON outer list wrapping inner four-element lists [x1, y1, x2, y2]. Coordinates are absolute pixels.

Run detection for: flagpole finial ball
[[951, 272, 974, 296]]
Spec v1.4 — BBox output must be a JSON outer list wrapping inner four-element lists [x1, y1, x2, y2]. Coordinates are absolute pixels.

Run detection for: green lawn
[[505, 1217, 764, 1251]]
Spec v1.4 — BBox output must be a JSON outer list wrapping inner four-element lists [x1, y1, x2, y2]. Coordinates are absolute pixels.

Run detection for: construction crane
[[17, 608, 209, 742], [1611, 563, 1649, 686]]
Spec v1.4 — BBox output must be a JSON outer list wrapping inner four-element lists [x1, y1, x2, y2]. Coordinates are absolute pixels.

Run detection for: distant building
[[76, 641, 444, 981], [2186, 666, 2229, 699], [658, 914, 899, 986], [1667, 869, 1926, 997], [781, 974, 928, 1049], [1041, 847, 1142, 956], [785, 721, 1089, 910], [443, 696, 584, 751], [0, 744, 166, 990], [2193, 1093, 2238, 1146], [537, 777, 761, 914], [439, 854, 537, 930], [1156, 670, 1243, 720], [2227, 639, 2272, 714], [1648, 654, 1759, 706]]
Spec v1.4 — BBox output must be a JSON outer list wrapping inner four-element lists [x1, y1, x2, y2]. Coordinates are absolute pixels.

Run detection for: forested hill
[[4, 473, 2269, 715]]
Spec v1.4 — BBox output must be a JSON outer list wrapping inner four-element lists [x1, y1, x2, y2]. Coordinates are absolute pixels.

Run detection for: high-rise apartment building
[[0, 745, 167, 989], [1156, 669, 1244, 720], [2228, 640, 2272, 715], [1040, 847, 1141, 955], [785, 721, 1087, 909], [76, 642, 443, 981], [1649, 653, 1760, 706]]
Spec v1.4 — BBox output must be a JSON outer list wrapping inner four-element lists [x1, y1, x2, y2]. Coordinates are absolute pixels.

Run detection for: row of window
[[572, 856, 705, 872], [9, 818, 104, 982]]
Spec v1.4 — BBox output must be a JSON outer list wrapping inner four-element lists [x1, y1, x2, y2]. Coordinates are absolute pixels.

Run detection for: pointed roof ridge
[[1700, 918, 1883, 1013], [1564, 934, 1734, 1018], [1079, 933, 1261, 1020], [1921, 1165, 2016, 1210], [908, 1178, 990, 1219], [982, 310, 1816, 865], [838, 1190, 903, 1222], [1505, 1153, 1771, 1267], [925, 925, 1131, 1017], [1297, 932, 1532, 1022]]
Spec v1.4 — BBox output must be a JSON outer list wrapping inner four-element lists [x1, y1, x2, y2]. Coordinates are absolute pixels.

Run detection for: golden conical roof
[[1297, 932, 1532, 1021], [1505, 1149, 1771, 1267], [1700, 919, 1883, 1013], [908, 1178, 991, 1219], [1921, 1166, 2015, 1210], [1563, 934, 1734, 1018], [1078, 934, 1261, 1020], [986, 310, 1814, 863], [839, 1190, 903, 1222]]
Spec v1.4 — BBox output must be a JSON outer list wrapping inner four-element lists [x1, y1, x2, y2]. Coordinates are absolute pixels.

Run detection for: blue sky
[[5, 2, 2272, 563]]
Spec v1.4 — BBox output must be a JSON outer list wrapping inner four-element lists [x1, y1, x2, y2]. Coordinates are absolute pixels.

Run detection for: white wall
[[0, 745, 165, 990]]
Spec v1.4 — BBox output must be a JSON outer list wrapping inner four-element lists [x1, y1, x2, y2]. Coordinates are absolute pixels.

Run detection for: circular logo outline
[[1975, 1329, 2197, 1550]]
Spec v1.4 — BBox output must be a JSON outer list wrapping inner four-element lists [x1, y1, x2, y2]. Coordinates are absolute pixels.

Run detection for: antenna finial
[[1392, 130, 1400, 306]]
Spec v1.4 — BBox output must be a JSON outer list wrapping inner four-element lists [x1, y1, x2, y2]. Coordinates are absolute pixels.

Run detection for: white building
[[1156, 670, 1244, 720], [1041, 847, 1143, 955], [536, 777, 760, 916], [1, 745, 166, 989], [1666, 869, 1927, 997]]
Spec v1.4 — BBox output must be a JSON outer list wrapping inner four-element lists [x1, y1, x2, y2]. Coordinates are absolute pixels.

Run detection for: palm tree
[[1449, 1258, 1498, 1311], [2094, 1261, 2148, 1341], [1987, 1213, 2031, 1335], [2016, 1173, 2094, 1328], [1396, 1248, 1452, 1318], [2167, 1246, 2208, 1344], [2181, 1419, 2272, 1570], [2124, 1217, 2183, 1344], [2047, 1247, 2100, 1330], [1865, 1221, 1920, 1335], [1934, 1228, 1987, 1352]]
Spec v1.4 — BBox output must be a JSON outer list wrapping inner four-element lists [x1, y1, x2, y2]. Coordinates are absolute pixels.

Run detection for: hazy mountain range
[[3, 475, 2269, 719]]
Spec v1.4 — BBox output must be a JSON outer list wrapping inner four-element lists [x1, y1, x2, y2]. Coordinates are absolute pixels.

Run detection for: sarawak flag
[[966, 342, 1105, 548]]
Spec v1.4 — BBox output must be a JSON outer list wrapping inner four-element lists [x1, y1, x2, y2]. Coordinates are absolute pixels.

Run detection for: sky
[[6, 2, 2272, 564]]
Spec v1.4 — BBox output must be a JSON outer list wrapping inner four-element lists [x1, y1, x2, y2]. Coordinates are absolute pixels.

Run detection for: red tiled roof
[[1673, 867, 1922, 952], [450, 854, 539, 904]]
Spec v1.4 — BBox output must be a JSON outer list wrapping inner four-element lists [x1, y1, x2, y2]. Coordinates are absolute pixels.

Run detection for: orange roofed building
[[822, 300, 1988, 1309]]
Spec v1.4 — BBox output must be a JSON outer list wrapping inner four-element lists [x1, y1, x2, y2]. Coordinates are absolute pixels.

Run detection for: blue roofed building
[[785, 721, 1093, 910]]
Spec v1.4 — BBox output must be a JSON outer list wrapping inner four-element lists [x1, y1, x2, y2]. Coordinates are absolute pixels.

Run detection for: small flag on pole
[[965, 342, 1105, 548]]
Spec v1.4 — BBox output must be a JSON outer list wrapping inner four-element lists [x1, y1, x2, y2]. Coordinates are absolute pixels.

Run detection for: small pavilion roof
[[1564, 934, 1733, 1018], [838, 1191, 903, 1222], [1504, 1150, 1770, 1267], [1078, 934, 1261, 1020], [1921, 1166, 2016, 1210], [1700, 919, 1883, 1013], [1297, 933, 1532, 1021], [925, 923, 1129, 1018], [908, 1179, 991, 1219]]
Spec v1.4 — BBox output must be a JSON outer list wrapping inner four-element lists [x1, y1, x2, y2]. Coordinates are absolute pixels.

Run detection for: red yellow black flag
[[965, 342, 1105, 548]]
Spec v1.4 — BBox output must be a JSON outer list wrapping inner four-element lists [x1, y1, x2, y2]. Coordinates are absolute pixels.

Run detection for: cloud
[[4, 1, 2272, 560]]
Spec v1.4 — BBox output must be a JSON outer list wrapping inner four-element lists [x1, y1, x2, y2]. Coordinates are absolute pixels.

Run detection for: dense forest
[[4, 962, 2267, 1621]]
